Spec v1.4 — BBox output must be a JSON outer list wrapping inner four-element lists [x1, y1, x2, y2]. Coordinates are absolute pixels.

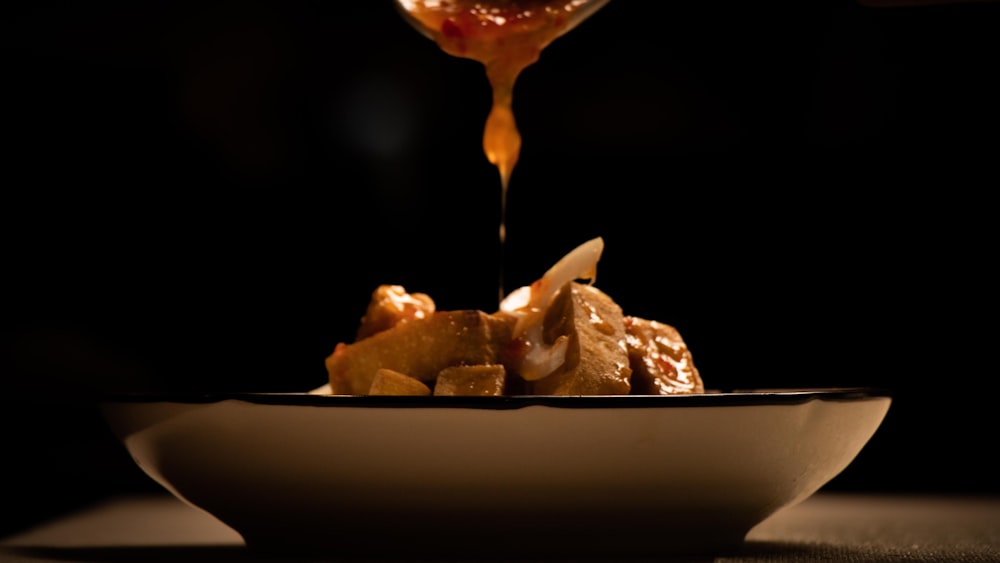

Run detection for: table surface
[[2, 491, 999, 562]]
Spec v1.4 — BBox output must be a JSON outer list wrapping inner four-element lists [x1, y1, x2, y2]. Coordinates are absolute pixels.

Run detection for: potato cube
[[434, 365, 506, 396], [367, 368, 431, 396]]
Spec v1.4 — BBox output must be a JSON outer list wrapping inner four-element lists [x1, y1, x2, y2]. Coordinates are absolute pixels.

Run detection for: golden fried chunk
[[356, 285, 436, 341], [528, 282, 632, 395], [326, 310, 514, 395], [434, 365, 506, 396], [367, 368, 432, 396], [624, 316, 703, 395]]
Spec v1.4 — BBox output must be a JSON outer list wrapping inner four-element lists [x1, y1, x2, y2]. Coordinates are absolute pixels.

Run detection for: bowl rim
[[99, 387, 891, 409]]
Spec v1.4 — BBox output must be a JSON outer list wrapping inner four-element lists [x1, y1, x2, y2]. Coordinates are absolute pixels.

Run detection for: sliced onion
[[499, 237, 605, 380]]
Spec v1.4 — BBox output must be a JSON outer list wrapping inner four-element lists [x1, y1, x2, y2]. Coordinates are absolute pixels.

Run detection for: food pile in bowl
[[99, 235, 894, 557], [323, 237, 704, 396]]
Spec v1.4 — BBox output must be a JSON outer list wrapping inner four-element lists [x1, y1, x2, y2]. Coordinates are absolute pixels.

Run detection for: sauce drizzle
[[397, 0, 606, 300]]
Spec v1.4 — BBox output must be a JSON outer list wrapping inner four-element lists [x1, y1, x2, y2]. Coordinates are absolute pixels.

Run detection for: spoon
[[393, 0, 612, 52]]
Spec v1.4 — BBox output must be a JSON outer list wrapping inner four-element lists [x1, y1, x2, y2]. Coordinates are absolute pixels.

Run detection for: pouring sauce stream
[[396, 0, 604, 302]]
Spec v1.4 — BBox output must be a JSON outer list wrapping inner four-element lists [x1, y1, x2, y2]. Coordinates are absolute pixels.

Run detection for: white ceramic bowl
[[101, 388, 891, 557]]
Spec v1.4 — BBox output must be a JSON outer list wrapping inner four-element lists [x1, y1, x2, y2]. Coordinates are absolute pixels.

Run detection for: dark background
[[2, 0, 997, 538]]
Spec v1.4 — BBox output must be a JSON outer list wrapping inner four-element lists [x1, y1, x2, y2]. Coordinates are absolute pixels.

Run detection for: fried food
[[355, 284, 435, 341], [523, 282, 631, 395], [326, 310, 513, 395], [624, 317, 704, 395], [324, 238, 703, 396]]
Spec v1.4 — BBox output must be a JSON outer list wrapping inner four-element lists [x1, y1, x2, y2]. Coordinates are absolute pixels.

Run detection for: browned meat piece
[[326, 310, 515, 395], [526, 282, 632, 395], [434, 365, 506, 396], [355, 285, 436, 341], [624, 316, 703, 395], [367, 368, 432, 396]]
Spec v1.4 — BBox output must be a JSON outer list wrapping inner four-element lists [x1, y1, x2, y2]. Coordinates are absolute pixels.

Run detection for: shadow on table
[[0, 541, 936, 563], [3, 546, 252, 563]]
